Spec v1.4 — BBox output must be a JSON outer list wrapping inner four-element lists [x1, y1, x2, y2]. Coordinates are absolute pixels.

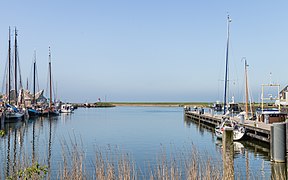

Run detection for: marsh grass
[[1, 137, 277, 180], [55, 139, 224, 180]]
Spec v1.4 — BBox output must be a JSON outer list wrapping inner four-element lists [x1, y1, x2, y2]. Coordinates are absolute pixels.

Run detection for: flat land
[[110, 102, 211, 107]]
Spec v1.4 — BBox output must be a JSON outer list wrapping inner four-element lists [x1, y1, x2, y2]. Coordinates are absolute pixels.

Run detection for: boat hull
[[215, 120, 246, 141], [5, 112, 24, 122], [28, 109, 40, 117]]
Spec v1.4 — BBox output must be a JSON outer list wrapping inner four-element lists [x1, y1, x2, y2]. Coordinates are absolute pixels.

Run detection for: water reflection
[[0, 115, 59, 179], [48, 117, 52, 180], [271, 162, 287, 179], [184, 114, 287, 179], [0, 107, 287, 179], [6, 128, 10, 177]]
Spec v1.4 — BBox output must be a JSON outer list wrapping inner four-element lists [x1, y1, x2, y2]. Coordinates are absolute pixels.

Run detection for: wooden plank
[[246, 132, 270, 143]]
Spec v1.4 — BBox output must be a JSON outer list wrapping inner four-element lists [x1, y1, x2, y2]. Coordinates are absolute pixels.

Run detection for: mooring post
[[222, 127, 234, 180], [286, 121, 288, 160], [211, 109, 214, 117], [270, 125, 274, 161], [0, 112, 4, 130], [271, 122, 286, 163]]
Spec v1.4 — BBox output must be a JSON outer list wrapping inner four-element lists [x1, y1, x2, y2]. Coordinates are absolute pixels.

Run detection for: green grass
[[110, 102, 212, 107]]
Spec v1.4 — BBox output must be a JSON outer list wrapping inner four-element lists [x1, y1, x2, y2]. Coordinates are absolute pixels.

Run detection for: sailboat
[[215, 15, 245, 140], [215, 118, 245, 140], [5, 27, 24, 121], [27, 51, 40, 117], [237, 58, 255, 120], [42, 47, 59, 116], [221, 15, 241, 116]]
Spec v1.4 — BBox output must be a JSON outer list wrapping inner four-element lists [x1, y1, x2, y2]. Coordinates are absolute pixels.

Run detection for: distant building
[[24, 89, 47, 107], [276, 85, 288, 106]]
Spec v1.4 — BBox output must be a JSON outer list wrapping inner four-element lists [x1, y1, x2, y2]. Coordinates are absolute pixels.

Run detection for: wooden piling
[[271, 122, 286, 163], [222, 127, 234, 180], [286, 122, 288, 156], [0, 112, 4, 130]]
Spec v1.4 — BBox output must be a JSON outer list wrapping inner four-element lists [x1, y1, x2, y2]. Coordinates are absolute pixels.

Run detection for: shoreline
[[73, 102, 211, 108]]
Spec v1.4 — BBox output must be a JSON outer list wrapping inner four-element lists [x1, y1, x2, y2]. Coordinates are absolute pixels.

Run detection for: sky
[[0, 1, 288, 103]]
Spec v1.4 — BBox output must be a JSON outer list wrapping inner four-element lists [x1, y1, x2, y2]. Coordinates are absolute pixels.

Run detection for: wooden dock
[[185, 110, 271, 143]]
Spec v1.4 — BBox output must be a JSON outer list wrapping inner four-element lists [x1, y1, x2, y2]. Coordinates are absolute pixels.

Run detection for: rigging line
[[17, 51, 23, 89], [46, 66, 49, 99], [53, 78, 57, 102], [28, 56, 34, 91], [35, 63, 40, 92], [1, 54, 9, 93]]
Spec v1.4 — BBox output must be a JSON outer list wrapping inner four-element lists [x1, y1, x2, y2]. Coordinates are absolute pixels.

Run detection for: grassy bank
[[111, 102, 212, 107]]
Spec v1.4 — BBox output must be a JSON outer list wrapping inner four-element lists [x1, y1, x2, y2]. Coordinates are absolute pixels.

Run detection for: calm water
[[0, 106, 282, 179]]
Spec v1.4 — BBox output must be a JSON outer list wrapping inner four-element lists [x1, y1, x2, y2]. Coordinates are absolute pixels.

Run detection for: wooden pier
[[185, 110, 271, 143]]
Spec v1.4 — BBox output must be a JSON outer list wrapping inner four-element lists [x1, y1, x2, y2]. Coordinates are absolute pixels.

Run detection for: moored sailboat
[[27, 51, 41, 117], [215, 118, 245, 140], [4, 27, 24, 121], [215, 15, 246, 140], [42, 47, 59, 116]]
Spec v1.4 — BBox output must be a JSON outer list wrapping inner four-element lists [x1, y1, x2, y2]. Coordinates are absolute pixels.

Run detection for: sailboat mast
[[33, 51, 36, 105], [223, 15, 231, 115], [8, 27, 11, 104], [244, 59, 249, 119], [49, 47, 52, 109], [14, 27, 18, 104]]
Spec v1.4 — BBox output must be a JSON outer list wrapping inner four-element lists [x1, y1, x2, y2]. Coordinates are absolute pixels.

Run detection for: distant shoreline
[[112, 102, 209, 107], [73, 102, 212, 108], [93, 102, 211, 107], [72, 102, 277, 109]]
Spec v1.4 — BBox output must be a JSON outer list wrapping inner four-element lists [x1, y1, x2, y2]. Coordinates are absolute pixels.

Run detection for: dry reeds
[[1, 137, 274, 180]]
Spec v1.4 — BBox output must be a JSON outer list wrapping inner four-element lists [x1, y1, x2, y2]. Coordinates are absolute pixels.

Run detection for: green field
[[110, 102, 212, 107]]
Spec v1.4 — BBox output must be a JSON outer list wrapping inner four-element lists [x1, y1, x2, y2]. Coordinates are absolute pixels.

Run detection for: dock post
[[270, 125, 274, 161], [271, 122, 286, 163], [222, 127, 234, 180], [286, 122, 288, 160], [0, 112, 4, 130]]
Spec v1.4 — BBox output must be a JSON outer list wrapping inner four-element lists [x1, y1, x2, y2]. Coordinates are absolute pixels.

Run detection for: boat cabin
[[213, 102, 222, 111], [256, 109, 287, 124], [228, 103, 241, 113]]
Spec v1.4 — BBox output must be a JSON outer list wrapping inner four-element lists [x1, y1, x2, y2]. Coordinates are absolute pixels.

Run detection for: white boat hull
[[215, 120, 245, 141], [60, 104, 74, 113], [60, 109, 73, 113]]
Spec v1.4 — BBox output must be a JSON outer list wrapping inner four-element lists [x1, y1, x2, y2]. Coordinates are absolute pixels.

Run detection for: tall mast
[[244, 58, 249, 119], [49, 47, 52, 109], [223, 15, 232, 115], [14, 27, 18, 104], [33, 50, 36, 105], [8, 27, 11, 104]]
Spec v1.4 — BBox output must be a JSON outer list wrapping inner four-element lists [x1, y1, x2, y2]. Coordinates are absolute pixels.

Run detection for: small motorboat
[[60, 104, 74, 113], [215, 118, 245, 141]]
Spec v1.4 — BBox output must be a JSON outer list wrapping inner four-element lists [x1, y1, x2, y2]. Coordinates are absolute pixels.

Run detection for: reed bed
[[1, 137, 279, 179]]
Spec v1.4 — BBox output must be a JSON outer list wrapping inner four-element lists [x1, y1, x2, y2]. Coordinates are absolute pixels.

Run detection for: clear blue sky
[[0, 1, 287, 102]]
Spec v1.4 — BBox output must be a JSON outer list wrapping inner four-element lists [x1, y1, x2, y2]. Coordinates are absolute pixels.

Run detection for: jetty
[[185, 107, 288, 162], [185, 109, 271, 142]]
